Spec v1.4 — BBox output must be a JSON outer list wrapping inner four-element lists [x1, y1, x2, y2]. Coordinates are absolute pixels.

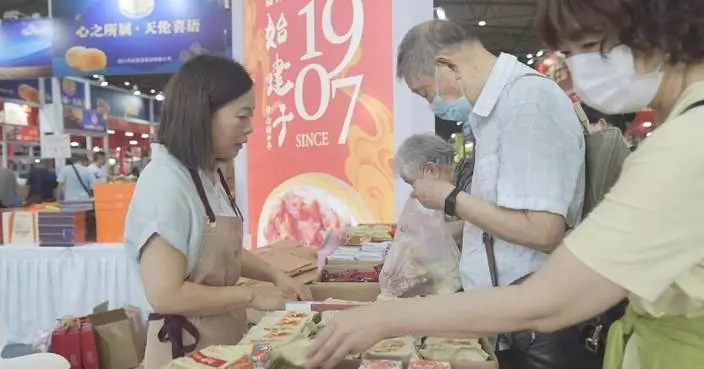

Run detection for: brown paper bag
[[89, 302, 145, 369]]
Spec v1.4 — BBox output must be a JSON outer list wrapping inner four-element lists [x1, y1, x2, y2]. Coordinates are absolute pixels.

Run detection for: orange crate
[[94, 183, 135, 203], [96, 208, 129, 243]]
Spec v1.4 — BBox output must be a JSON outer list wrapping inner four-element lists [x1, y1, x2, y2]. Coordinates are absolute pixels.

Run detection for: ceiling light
[[100, 81, 108, 87], [456, 121, 463, 126], [451, 133, 456, 139], [70, 141, 79, 147], [116, 147, 121, 151], [434, 7, 447, 20], [124, 81, 130, 86], [642, 121, 652, 128], [107, 129, 115, 134], [478, 20, 486, 26], [155, 93, 164, 101], [536, 50, 544, 57], [150, 89, 156, 94], [141, 133, 150, 139], [527, 53, 533, 59], [129, 140, 138, 145], [92, 146, 101, 152], [646, 132, 652, 137], [125, 131, 134, 137], [92, 74, 99, 79], [133, 90, 141, 96], [527, 59, 534, 65]]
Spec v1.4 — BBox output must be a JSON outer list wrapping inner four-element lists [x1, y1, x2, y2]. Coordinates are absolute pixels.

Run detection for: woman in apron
[[305, 1, 704, 368], [123, 55, 312, 369]]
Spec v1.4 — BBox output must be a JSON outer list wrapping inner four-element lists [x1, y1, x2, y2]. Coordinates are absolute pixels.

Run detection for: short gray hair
[[395, 133, 455, 182], [396, 20, 477, 81]]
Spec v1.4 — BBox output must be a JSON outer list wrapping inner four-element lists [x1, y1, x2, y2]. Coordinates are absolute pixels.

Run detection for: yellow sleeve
[[565, 120, 704, 303]]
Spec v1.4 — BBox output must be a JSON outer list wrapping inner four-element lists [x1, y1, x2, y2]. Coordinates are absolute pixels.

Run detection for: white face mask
[[566, 45, 664, 114]]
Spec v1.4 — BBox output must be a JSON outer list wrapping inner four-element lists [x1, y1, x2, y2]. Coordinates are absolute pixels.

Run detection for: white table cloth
[[0, 244, 148, 344]]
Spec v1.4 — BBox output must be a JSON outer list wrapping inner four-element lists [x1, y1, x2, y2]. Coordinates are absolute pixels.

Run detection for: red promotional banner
[[244, 0, 395, 248]]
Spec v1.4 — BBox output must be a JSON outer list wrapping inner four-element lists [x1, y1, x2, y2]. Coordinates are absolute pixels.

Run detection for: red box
[[51, 324, 82, 369], [80, 321, 100, 369], [50, 319, 101, 369]]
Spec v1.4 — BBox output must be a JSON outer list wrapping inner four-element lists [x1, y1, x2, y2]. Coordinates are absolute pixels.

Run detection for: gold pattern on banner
[[345, 93, 395, 223], [333, 44, 395, 223]]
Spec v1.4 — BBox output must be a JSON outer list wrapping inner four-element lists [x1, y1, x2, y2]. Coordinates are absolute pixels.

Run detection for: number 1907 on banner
[[262, 0, 364, 150]]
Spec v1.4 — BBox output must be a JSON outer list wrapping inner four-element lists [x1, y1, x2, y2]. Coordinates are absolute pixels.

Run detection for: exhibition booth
[[0, 0, 435, 349]]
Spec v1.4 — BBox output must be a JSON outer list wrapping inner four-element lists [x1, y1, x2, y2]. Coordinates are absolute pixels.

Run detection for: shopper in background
[[57, 153, 94, 202], [0, 167, 21, 208], [88, 151, 108, 184], [394, 19, 586, 369], [123, 55, 312, 369], [305, 0, 704, 368], [25, 159, 58, 204]]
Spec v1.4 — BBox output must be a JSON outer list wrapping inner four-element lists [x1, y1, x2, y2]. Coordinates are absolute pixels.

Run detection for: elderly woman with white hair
[[394, 133, 465, 245], [395, 133, 456, 184]]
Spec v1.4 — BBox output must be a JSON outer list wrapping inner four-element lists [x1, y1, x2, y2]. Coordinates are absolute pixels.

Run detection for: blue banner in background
[[60, 78, 86, 107], [82, 109, 107, 132], [0, 80, 41, 103], [51, 0, 231, 76], [0, 19, 53, 79], [90, 85, 149, 121]]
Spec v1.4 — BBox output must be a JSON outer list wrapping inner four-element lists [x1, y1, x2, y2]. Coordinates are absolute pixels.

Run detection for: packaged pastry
[[359, 360, 403, 369], [166, 345, 262, 369], [240, 311, 316, 347], [272, 338, 311, 367], [408, 358, 451, 369], [364, 337, 418, 362], [419, 338, 490, 362]]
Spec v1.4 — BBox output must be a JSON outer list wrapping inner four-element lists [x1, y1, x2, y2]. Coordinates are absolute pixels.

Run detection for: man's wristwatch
[[444, 187, 463, 217]]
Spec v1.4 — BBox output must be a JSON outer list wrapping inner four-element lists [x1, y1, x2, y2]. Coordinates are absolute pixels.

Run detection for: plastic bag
[[380, 197, 461, 297], [316, 224, 353, 271]]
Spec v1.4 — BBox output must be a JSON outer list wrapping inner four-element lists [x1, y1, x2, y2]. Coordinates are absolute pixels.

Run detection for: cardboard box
[[308, 282, 380, 302], [1, 210, 39, 245], [316, 263, 381, 283]]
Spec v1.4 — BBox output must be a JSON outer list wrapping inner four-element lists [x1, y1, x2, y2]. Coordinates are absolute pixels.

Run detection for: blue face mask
[[431, 95, 473, 122], [430, 67, 473, 122]]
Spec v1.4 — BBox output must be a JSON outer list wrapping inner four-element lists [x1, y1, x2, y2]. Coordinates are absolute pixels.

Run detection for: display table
[[0, 244, 148, 344]]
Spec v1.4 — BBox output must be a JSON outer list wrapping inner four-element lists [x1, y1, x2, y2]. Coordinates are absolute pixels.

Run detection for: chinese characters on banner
[[244, 0, 395, 248], [51, 0, 231, 76]]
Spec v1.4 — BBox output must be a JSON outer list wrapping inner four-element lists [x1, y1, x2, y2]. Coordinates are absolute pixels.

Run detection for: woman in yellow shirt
[[304, 0, 704, 368]]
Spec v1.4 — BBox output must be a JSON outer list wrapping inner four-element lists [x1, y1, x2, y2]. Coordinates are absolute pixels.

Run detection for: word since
[[75, 19, 201, 39], [295, 131, 330, 148]]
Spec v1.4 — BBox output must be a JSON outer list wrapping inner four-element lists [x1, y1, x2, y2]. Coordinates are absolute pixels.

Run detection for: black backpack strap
[[681, 100, 704, 115]]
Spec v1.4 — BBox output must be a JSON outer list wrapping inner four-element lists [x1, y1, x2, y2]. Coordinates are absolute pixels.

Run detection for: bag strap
[[70, 164, 93, 197], [483, 232, 499, 287], [681, 100, 704, 115]]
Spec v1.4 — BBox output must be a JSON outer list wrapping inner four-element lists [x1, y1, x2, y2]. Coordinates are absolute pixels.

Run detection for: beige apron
[[143, 168, 247, 369]]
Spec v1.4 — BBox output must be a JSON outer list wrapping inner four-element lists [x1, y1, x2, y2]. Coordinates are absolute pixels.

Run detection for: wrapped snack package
[[408, 358, 452, 369], [419, 338, 490, 362], [166, 344, 267, 369], [380, 198, 461, 298], [364, 337, 419, 363], [240, 311, 317, 347], [359, 360, 403, 369]]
